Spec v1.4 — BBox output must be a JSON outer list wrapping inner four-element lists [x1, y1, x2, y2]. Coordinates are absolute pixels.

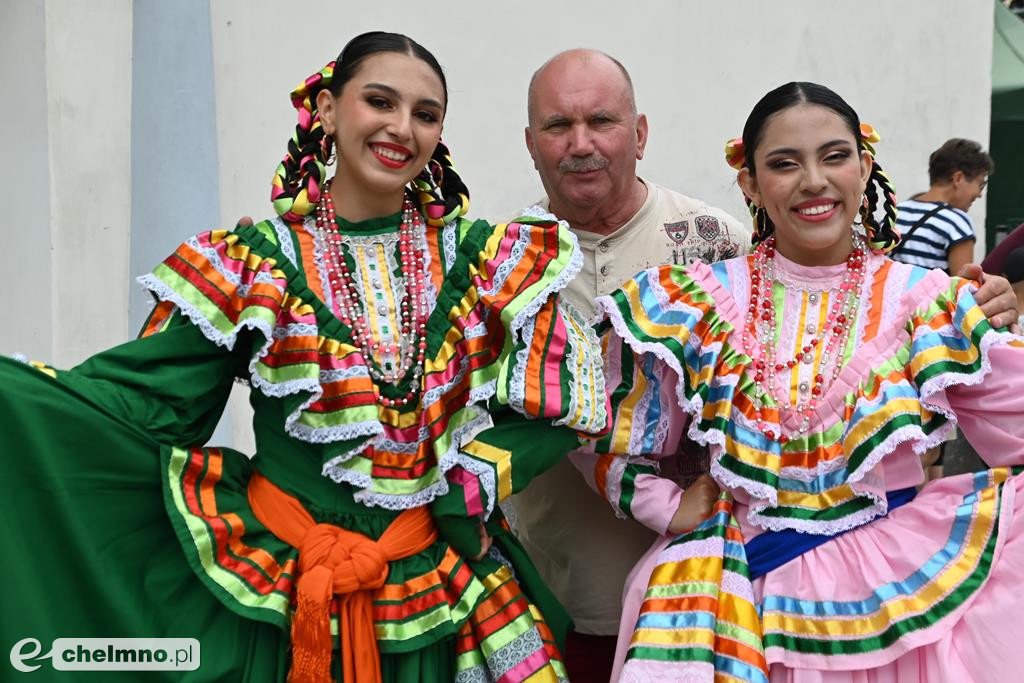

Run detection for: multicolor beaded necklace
[[743, 231, 867, 441], [314, 183, 428, 408]]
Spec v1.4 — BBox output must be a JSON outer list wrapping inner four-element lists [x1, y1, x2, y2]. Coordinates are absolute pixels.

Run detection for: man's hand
[[667, 474, 720, 535], [958, 263, 1021, 333]]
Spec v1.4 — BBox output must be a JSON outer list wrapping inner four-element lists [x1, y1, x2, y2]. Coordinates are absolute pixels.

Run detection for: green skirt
[[0, 358, 568, 682]]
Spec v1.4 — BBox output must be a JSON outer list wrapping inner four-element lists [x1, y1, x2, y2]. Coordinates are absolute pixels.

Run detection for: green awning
[[987, 1, 1024, 248], [993, 1, 1024, 121]]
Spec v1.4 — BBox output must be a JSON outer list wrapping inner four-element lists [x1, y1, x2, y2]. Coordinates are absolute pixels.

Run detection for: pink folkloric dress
[[574, 249, 1024, 682]]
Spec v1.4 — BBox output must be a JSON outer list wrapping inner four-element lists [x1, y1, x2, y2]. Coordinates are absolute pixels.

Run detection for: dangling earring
[[413, 158, 443, 204], [853, 193, 868, 226], [753, 206, 773, 243], [320, 130, 337, 167]]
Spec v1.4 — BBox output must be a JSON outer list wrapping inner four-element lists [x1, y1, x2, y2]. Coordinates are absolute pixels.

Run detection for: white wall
[[0, 0, 133, 365], [208, 0, 993, 254], [45, 0, 133, 367], [1, 0, 53, 358]]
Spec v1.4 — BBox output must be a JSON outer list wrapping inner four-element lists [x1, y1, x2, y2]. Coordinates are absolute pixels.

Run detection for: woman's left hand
[[959, 264, 1021, 333], [472, 520, 493, 561]]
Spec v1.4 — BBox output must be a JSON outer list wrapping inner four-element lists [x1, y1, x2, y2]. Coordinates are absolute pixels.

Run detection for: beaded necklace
[[314, 183, 428, 408], [743, 231, 867, 441]]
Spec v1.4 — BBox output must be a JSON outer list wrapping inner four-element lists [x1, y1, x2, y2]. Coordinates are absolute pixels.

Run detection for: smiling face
[[738, 104, 871, 266], [525, 51, 648, 218], [949, 170, 988, 212], [317, 51, 445, 219]]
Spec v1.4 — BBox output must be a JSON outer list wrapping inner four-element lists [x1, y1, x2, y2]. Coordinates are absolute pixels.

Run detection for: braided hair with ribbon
[[272, 32, 469, 226], [724, 82, 900, 253]]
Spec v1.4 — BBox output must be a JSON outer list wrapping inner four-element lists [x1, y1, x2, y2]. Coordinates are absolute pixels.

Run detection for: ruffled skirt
[[615, 469, 1024, 682], [0, 358, 567, 682]]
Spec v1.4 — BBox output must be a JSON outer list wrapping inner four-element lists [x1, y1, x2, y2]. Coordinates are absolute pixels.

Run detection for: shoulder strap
[[900, 203, 949, 243]]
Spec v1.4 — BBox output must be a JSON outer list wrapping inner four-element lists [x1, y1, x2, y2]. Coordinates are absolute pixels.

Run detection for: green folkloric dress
[[0, 211, 607, 682]]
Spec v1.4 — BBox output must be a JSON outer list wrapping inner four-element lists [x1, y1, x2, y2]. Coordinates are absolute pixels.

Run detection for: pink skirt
[[615, 469, 1024, 682]]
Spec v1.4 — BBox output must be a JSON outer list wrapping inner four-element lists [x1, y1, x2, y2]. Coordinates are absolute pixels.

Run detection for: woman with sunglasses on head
[[576, 82, 1024, 681], [0, 32, 606, 682]]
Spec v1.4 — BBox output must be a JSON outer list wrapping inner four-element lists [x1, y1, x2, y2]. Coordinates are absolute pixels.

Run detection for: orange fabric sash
[[247, 472, 438, 683]]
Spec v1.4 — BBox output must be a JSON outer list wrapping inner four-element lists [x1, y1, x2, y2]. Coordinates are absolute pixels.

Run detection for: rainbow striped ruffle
[[621, 496, 769, 682], [139, 216, 605, 512], [595, 255, 1024, 675], [595, 258, 1020, 536], [619, 468, 1021, 679], [163, 445, 568, 680]]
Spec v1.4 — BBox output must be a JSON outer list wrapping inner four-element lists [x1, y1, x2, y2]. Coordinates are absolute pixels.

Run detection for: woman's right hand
[[667, 474, 720, 534]]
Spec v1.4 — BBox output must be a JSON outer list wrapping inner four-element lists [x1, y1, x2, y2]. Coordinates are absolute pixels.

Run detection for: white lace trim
[[273, 322, 318, 339], [305, 217, 337, 315], [503, 226, 605, 430], [508, 315, 534, 414], [485, 545, 517, 578], [596, 276, 774, 515], [186, 234, 245, 289], [319, 366, 371, 383], [629, 360, 656, 453], [140, 271, 386, 450], [442, 219, 459, 274], [605, 454, 630, 519], [464, 321, 488, 339], [317, 327, 503, 511], [332, 406, 497, 511], [605, 454, 662, 520], [269, 216, 298, 269], [478, 223, 536, 298], [560, 306, 607, 430], [516, 205, 564, 226], [454, 447, 500, 518]]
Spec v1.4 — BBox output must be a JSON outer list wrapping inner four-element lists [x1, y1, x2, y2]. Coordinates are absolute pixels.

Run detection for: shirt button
[[808, 293, 819, 304], [599, 242, 610, 253], [805, 323, 817, 335], [600, 264, 610, 276]]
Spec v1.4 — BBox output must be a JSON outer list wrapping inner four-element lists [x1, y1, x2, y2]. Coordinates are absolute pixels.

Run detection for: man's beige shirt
[[511, 179, 751, 634]]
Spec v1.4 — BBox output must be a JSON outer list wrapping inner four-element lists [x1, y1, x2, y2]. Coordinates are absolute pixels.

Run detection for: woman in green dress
[[0, 32, 605, 682]]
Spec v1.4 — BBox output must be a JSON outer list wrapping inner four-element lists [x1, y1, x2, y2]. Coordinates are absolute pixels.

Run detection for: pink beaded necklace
[[314, 183, 428, 408], [742, 231, 867, 441]]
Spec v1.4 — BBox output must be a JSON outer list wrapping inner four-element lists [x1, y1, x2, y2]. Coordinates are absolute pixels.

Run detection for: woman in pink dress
[[575, 82, 1024, 682]]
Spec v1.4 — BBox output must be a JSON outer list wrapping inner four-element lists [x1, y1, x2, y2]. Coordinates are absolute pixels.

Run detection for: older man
[[511, 48, 751, 681], [511, 48, 1021, 682]]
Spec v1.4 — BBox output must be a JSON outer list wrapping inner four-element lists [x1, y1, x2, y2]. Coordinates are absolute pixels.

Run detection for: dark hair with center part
[[741, 82, 859, 177], [737, 82, 900, 253], [273, 32, 469, 224], [330, 31, 448, 108]]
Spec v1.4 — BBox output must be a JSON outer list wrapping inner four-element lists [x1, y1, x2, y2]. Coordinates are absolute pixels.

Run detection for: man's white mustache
[[559, 155, 609, 173]]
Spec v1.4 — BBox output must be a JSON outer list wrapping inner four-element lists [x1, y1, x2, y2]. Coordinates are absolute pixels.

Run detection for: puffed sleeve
[[426, 218, 610, 529], [569, 325, 689, 533], [906, 278, 1024, 466], [570, 263, 737, 532], [50, 306, 250, 446]]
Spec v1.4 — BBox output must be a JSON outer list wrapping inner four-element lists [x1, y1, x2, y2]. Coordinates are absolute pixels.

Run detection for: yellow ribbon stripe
[[462, 440, 514, 501]]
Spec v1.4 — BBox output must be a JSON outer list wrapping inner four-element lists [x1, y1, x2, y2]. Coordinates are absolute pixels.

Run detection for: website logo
[[10, 638, 200, 672]]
